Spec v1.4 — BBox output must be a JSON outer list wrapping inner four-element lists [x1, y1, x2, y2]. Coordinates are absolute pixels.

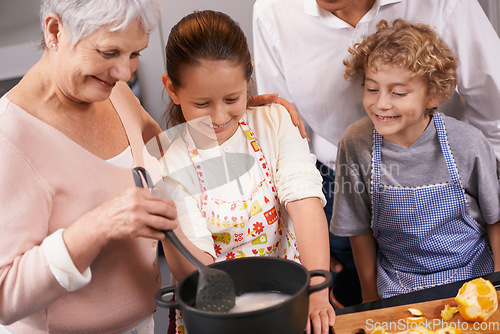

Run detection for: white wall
[[137, 0, 256, 129], [0, 0, 42, 81]]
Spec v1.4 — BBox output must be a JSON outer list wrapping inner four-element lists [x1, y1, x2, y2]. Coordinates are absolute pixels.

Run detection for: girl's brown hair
[[344, 19, 458, 112], [164, 10, 253, 126]]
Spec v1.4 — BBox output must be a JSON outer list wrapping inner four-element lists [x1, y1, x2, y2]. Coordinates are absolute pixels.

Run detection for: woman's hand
[[63, 186, 178, 273], [307, 289, 336, 334], [95, 186, 177, 242], [247, 93, 308, 140]]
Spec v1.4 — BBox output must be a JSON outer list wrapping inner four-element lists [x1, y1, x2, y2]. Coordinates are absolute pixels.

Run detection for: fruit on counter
[[440, 304, 459, 321], [368, 327, 387, 334], [404, 316, 426, 323], [404, 307, 426, 324], [364, 279, 498, 334], [454, 277, 498, 322], [408, 308, 423, 316]]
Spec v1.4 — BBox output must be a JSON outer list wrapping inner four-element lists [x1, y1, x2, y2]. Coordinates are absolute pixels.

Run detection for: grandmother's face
[[55, 19, 149, 103]]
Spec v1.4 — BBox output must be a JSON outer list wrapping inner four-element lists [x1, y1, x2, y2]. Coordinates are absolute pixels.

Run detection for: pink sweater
[[0, 84, 161, 333]]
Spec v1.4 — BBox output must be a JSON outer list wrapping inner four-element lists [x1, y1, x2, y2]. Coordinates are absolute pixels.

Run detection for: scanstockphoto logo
[[324, 163, 402, 197], [143, 115, 405, 200], [144, 116, 256, 198], [365, 318, 500, 332]]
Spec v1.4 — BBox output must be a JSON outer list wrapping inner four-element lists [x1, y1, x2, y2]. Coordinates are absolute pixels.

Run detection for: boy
[[332, 19, 500, 301]]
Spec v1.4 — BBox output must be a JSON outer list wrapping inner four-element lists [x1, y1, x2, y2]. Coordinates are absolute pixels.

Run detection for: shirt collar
[[304, 0, 402, 27], [304, 0, 321, 17]]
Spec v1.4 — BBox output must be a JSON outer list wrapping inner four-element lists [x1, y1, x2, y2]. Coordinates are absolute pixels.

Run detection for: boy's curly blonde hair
[[344, 19, 458, 111]]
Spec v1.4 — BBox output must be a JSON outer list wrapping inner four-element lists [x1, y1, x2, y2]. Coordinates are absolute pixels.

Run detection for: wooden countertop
[[334, 291, 500, 333], [332, 272, 500, 334]]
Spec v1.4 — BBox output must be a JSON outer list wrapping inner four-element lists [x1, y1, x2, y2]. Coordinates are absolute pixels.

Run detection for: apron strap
[[371, 130, 383, 228], [432, 113, 462, 186], [109, 81, 146, 167]]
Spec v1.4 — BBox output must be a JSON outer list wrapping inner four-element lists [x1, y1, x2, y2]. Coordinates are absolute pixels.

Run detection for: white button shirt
[[253, 0, 500, 168]]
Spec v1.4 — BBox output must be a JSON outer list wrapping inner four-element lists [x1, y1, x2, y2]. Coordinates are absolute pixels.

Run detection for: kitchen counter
[[333, 271, 500, 333], [337, 271, 500, 316]]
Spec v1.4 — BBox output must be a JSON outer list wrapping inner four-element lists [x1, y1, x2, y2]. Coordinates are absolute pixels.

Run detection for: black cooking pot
[[155, 257, 331, 334]]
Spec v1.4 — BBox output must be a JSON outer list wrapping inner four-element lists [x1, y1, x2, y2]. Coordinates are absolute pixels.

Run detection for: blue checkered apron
[[371, 113, 493, 298]]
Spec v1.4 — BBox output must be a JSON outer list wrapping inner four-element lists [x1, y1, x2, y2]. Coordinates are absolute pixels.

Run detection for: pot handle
[[155, 286, 180, 309], [307, 269, 333, 294]]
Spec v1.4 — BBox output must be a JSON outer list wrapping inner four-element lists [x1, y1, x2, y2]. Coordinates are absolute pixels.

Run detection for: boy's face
[[363, 64, 436, 147]]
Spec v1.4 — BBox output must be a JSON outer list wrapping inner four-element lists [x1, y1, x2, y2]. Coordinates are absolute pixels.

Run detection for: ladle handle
[[132, 167, 205, 271], [132, 166, 154, 188]]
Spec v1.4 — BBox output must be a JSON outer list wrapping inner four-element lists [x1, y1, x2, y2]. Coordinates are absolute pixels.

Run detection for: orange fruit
[[440, 304, 459, 321], [408, 307, 423, 316], [404, 316, 426, 323], [454, 277, 498, 322]]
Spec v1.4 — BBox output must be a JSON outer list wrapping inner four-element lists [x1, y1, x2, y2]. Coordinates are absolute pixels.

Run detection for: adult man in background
[[253, 0, 500, 306]]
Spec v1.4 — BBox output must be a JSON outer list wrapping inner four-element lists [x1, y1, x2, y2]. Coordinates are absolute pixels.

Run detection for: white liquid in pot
[[229, 291, 291, 313]]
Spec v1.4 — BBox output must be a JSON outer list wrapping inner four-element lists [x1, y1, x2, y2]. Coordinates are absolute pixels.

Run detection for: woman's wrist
[[42, 229, 92, 291]]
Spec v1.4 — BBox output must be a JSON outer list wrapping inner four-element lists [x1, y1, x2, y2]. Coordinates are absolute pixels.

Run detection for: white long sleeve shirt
[[253, 0, 500, 167]]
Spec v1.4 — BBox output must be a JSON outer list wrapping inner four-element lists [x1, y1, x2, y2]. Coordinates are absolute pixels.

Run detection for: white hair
[[41, 0, 161, 46]]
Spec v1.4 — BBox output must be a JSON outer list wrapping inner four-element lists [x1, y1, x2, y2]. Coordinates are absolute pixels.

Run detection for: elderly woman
[[0, 0, 296, 332], [0, 0, 177, 333]]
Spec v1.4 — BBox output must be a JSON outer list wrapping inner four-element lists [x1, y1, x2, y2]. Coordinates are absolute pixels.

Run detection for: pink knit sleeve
[[0, 139, 65, 325]]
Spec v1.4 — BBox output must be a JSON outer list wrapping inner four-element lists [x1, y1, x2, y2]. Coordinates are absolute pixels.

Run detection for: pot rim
[[181, 288, 301, 317], [176, 257, 310, 317]]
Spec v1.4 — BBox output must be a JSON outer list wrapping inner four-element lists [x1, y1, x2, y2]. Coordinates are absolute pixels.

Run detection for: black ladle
[[132, 166, 236, 312]]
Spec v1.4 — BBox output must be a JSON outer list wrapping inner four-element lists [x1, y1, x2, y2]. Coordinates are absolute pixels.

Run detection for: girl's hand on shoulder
[[307, 290, 335, 334], [247, 93, 278, 107]]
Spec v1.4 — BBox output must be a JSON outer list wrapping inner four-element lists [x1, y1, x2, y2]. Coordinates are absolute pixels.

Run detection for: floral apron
[[371, 112, 493, 298], [172, 118, 300, 333]]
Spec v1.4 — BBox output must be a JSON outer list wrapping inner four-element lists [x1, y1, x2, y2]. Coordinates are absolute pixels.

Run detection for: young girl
[[332, 19, 500, 302], [158, 10, 335, 334]]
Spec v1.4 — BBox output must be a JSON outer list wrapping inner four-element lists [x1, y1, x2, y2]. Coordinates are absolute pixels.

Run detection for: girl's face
[[55, 19, 149, 103], [363, 64, 436, 147], [164, 59, 248, 147]]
